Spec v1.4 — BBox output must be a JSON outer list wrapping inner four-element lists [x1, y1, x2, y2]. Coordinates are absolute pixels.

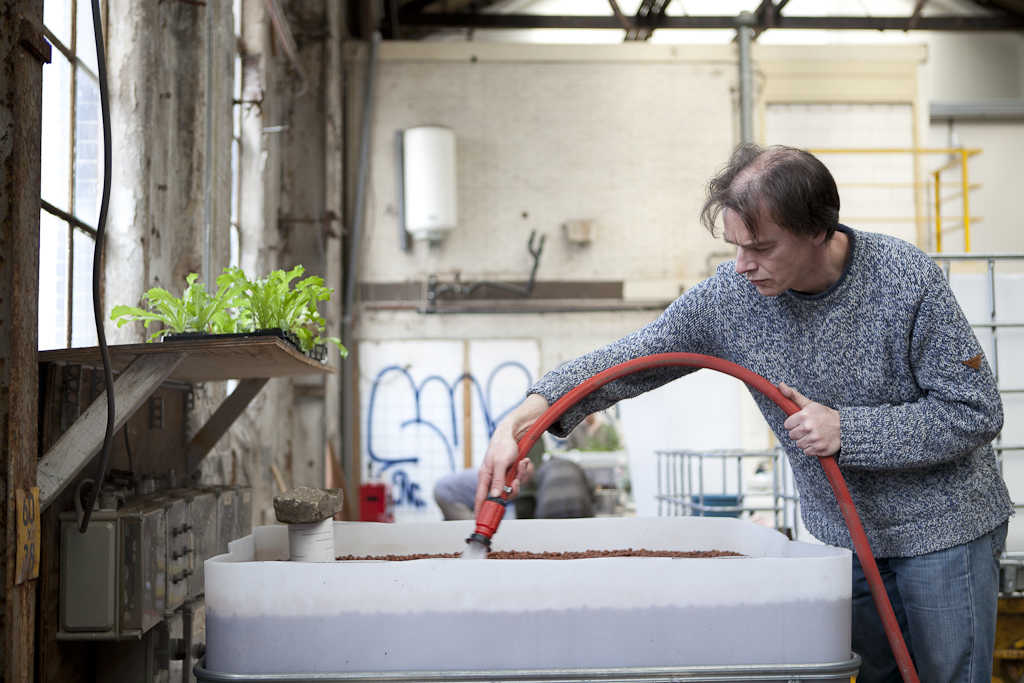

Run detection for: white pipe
[[287, 519, 335, 562]]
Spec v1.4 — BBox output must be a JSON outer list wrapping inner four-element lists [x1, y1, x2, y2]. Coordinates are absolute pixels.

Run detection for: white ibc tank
[[403, 125, 457, 241], [204, 517, 852, 676]]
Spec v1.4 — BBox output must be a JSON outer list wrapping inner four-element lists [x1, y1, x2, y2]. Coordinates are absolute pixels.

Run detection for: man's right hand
[[474, 394, 549, 512]]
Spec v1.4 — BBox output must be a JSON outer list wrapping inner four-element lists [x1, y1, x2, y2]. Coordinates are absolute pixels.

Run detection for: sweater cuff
[[527, 374, 584, 438], [837, 406, 873, 468]]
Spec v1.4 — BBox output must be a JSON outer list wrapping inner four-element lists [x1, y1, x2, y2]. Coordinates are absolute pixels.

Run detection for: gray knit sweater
[[530, 227, 1013, 557]]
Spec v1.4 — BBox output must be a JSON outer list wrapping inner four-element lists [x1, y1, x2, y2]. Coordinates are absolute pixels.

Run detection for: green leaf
[[320, 336, 348, 358]]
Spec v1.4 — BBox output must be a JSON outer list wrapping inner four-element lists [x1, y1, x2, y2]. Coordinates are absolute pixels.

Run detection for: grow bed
[[336, 548, 743, 560], [205, 517, 851, 676]]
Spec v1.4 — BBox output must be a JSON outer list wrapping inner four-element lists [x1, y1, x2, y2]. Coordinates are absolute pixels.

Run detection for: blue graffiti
[[390, 469, 425, 508], [366, 360, 533, 508]]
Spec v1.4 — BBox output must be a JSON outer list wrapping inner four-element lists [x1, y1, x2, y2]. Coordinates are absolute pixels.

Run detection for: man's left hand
[[778, 382, 841, 458]]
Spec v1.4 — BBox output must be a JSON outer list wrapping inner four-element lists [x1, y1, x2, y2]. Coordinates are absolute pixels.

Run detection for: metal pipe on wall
[[342, 33, 381, 516], [737, 11, 755, 145]]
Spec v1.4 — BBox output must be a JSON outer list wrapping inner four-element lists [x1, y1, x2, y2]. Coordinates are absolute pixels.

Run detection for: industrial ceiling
[[351, 0, 1024, 40]]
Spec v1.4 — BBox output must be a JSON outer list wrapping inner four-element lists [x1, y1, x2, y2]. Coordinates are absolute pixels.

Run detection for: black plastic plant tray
[[163, 329, 321, 361]]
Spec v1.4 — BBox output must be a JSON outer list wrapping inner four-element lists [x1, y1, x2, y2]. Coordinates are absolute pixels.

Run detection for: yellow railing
[[808, 148, 982, 253], [930, 148, 982, 252]]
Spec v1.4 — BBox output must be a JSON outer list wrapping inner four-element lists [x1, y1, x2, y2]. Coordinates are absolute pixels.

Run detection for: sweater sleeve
[[837, 269, 1003, 470], [528, 277, 719, 437]]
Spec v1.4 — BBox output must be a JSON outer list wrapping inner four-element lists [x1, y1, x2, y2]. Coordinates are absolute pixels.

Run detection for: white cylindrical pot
[[287, 519, 335, 562], [403, 125, 457, 241]]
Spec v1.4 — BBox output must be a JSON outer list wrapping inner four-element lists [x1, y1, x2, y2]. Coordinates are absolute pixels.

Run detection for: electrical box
[[59, 501, 166, 640], [58, 487, 250, 640], [180, 489, 217, 599], [59, 509, 118, 634], [157, 494, 190, 612], [118, 498, 167, 637]]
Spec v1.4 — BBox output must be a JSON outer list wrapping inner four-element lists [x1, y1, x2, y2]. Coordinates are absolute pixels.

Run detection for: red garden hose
[[470, 352, 919, 683]]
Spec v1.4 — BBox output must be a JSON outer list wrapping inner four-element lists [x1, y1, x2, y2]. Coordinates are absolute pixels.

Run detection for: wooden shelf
[[37, 337, 335, 510], [37, 336, 335, 382]]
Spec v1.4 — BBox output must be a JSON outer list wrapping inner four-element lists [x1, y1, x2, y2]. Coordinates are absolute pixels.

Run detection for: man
[[476, 143, 1012, 682]]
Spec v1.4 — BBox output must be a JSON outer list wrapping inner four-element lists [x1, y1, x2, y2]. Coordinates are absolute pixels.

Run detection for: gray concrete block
[[273, 487, 342, 524]]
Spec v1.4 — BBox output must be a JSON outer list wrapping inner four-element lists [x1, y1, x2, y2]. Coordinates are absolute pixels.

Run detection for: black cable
[[80, 0, 115, 532]]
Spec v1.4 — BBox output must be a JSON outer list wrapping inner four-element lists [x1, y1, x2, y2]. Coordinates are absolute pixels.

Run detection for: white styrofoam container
[[204, 517, 850, 675]]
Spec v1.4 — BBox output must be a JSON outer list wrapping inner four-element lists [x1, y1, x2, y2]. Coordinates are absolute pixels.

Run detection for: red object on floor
[[359, 482, 394, 522]]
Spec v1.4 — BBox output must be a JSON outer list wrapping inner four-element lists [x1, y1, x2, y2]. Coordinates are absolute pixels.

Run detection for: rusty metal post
[[1, 0, 45, 679]]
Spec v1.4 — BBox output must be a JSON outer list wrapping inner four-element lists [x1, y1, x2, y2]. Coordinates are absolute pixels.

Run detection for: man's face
[[722, 208, 824, 297]]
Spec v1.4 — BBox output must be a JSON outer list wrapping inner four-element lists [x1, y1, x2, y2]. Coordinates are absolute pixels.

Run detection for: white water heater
[[402, 126, 457, 242]]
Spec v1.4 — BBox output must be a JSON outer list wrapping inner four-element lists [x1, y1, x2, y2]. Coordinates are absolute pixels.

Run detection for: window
[[39, 0, 102, 350]]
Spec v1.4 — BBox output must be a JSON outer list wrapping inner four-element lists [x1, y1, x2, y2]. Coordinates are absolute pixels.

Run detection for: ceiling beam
[[627, 0, 673, 41], [397, 13, 1024, 31], [977, 0, 1024, 14]]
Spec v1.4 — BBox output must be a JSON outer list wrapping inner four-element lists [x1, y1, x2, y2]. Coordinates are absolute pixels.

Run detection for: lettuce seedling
[[110, 273, 240, 341], [218, 265, 347, 357]]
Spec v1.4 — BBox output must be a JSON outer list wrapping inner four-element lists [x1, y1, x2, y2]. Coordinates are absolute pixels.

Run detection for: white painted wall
[[924, 34, 1024, 101], [359, 43, 737, 291]]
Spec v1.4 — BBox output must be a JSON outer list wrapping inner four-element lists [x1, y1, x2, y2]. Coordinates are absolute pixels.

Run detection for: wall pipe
[[341, 33, 380, 516], [469, 353, 919, 683], [736, 11, 755, 145]]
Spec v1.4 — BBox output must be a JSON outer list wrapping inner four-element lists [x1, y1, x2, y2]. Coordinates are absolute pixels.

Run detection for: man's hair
[[699, 143, 840, 241]]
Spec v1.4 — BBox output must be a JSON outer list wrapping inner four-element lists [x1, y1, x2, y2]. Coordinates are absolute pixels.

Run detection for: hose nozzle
[[467, 496, 510, 552]]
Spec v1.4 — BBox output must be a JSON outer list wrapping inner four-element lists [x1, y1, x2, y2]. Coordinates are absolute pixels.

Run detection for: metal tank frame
[[195, 653, 861, 681]]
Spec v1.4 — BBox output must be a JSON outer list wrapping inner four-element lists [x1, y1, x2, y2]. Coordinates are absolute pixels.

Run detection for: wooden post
[[1, 0, 45, 679]]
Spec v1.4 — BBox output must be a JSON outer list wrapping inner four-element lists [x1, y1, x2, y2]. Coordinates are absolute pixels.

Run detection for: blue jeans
[[852, 521, 1007, 683]]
